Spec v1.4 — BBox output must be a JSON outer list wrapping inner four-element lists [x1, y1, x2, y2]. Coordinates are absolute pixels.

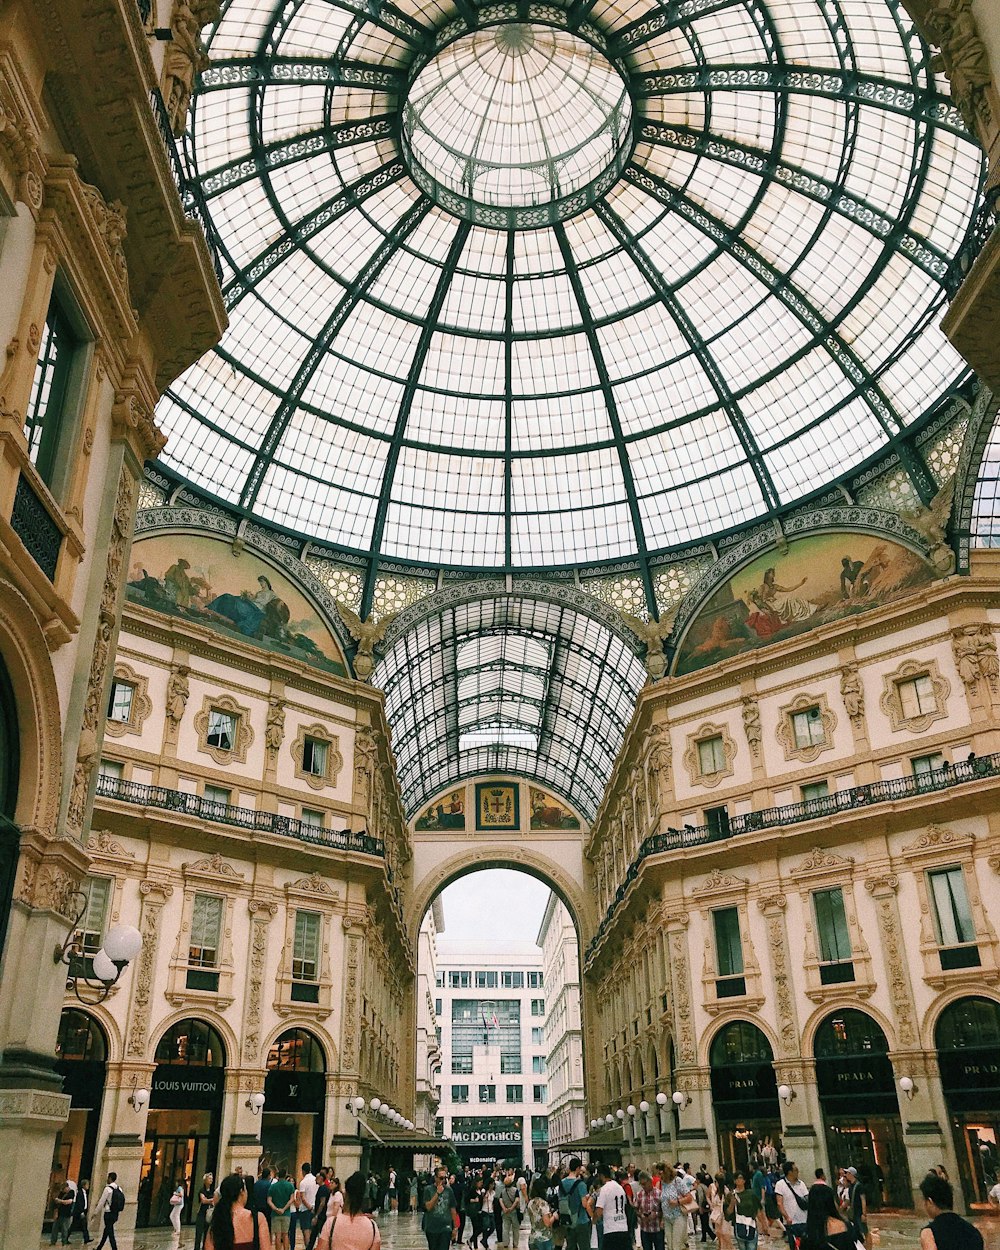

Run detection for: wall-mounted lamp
[[604, 1113, 614, 1127], [346, 1095, 366, 1114], [777, 1084, 796, 1106], [54, 902, 143, 1005], [590, 1119, 599, 1131], [899, 1076, 915, 1100], [370, 1098, 382, 1112], [128, 1077, 150, 1113], [246, 1092, 266, 1116], [615, 1108, 626, 1120], [671, 1090, 690, 1108], [626, 1104, 637, 1117], [639, 1100, 650, 1114], [655, 1092, 668, 1107]]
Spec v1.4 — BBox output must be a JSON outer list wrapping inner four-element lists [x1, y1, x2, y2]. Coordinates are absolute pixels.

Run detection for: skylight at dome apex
[[159, 0, 983, 571]]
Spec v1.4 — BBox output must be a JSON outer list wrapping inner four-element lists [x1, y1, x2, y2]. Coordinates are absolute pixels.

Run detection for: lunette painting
[[414, 788, 467, 831]]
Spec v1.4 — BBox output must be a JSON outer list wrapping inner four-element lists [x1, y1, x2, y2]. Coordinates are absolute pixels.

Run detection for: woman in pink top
[[316, 1172, 380, 1250], [205, 1173, 272, 1250]]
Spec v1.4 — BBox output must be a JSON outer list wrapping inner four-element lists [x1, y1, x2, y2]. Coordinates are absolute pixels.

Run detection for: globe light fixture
[[639, 1100, 650, 1114], [370, 1098, 382, 1112], [103, 924, 143, 962], [655, 1092, 668, 1106], [626, 1104, 637, 1117], [615, 1108, 625, 1120], [672, 1091, 689, 1108], [128, 1078, 150, 1113], [899, 1076, 915, 1099], [55, 898, 143, 1005], [605, 1114, 614, 1127], [777, 1084, 795, 1106], [246, 1091, 266, 1115]]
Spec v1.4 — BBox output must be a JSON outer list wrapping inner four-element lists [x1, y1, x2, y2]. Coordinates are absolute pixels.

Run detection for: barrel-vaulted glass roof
[[160, 0, 983, 584]]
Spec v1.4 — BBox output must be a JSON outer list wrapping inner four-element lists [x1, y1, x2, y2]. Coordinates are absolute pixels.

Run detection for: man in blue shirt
[[561, 1159, 592, 1250]]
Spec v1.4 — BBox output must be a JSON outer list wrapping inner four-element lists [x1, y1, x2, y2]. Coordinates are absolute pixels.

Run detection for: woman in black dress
[[800, 1184, 857, 1250]]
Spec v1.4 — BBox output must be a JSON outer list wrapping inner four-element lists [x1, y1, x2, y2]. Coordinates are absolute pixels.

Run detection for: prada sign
[[711, 1063, 779, 1107]]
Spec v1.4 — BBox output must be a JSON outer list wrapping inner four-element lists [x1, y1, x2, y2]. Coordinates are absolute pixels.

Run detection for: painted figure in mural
[[208, 575, 291, 640], [164, 557, 194, 608], [759, 568, 817, 623], [839, 557, 869, 599]]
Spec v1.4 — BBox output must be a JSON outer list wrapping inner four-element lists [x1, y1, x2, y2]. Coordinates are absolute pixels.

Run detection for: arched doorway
[[50, 1010, 107, 1221], [709, 1021, 781, 1174], [263, 1028, 327, 1172], [139, 1019, 226, 1227], [814, 1009, 910, 1208], [936, 996, 1000, 1207]]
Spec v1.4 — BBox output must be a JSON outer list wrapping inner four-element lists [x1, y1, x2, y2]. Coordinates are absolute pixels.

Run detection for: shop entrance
[[262, 1028, 327, 1173], [138, 1018, 225, 1227], [814, 1009, 910, 1209], [48, 1010, 108, 1223], [709, 1021, 782, 1174], [936, 996, 1000, 1208]]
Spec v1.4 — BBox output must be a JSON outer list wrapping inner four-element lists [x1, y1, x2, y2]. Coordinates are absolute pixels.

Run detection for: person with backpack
[[93, 1173, 126, 1250], [559, 1159, 591, 1250]]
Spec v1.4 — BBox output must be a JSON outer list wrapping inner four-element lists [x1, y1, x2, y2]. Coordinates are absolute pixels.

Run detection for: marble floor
[[40, 1209, 1000, 1250]]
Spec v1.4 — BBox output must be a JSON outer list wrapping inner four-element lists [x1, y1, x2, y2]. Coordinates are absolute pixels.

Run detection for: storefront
[[262, 1028, 327, 1171], [48, 1010, 108, 1221], [814, 1009, 910, 1209], [936, 996, 1000, 1208], [138, 1018, 225, 1227], [450, 1116, 524, 1168], [709, 1021, 782, 1174]]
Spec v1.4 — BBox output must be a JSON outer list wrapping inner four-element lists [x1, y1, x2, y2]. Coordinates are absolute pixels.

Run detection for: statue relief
[[840, 662, 865, 725], [924, 0, 993, 129], [165, 666, 190, 726], [741, 696, 762, 757], [163, 1, 213, 137], [952, 624, 999, 693]]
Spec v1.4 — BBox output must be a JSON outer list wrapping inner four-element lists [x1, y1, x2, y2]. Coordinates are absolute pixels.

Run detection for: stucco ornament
[[265, 697, 286, 754], [839, 663, 865, 726], [620, 608, 676, 681], [900, 477, 956, 575], [741, 696, 762, 758], [952, 624, 999, 693], [335, 602, 397, 681], [165, 666, 190, 725], [924, 0, 993, 129]]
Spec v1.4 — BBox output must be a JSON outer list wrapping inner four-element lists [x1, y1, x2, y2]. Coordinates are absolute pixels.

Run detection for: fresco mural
[[414, 788, 466, 831], [674, 532, 936, 676], [529, 787, 580, 829], [476, 782, 519, 830], [126, 534, 347, 676]]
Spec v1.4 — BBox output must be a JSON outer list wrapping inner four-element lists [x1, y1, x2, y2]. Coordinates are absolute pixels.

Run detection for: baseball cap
[[846, 1167, 858, 1177]]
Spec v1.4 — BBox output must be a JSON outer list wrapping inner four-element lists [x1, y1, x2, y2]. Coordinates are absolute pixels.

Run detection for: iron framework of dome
[[161, 0, 984, 616]]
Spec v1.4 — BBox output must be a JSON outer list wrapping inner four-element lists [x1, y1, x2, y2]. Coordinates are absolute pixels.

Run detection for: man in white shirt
[[294, 1162, 318, 1250], [774, 1161, 809, 1250], [92, 1173, 123, 1250], [595, 1163, 631, 1250]]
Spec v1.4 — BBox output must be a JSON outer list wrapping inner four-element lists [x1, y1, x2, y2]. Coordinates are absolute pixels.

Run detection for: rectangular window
[[436, 972, 444, 987], [929, 867, 977, 948], [24, 301, 82, 486], [813, 888, 853, 978], [705, 805, 729, 838], [527, 971, 544, 988], [189, 894, 223, 968], [479, 1084, 496, 1103], [532, 1055, 546, 1073], [897, 674, 935, 718], [698, 736, 726, 775], [713, 907, 744, 997], [531, 1027, 544, 1045], [203, 784, 231, 807], [530, 999, 545, 1016], [452, 1056, 473, 1073], [300, 808, 324, 829], [435, 998, 442, 1016], [302, 736, 328, 777], [531, 1115, 548, 1142], [76, 877, 112, 956], [801, 780, 830, 803], [106, 680, 134, 724], [292, 911, 321, 982], [449, 971, 471, 988], [476, 970, 498, 988], [98, 758, 123, 780], [207, 709, 237, 752], [501, 971, 524, 988], [791, 707, 825, 748], [500, 1055, 521, 1074], [532, 1085, 547, 1103], [506, 1084, 523, 1102], [913, 753, 945, 779], [451, 1085, 469, 1103]]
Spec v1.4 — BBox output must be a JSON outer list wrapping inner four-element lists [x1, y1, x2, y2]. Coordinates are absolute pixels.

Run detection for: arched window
[[266, 1028, 326, 1072], [154, 1018, 226, 1067], [56, 1009, 107, 1063], [710, 1021, 773, 1067], [935, 996, 1000, 1051], [814, 1010, 890, 1059]]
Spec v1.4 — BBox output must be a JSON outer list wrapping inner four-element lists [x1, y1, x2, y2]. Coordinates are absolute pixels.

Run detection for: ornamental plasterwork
[[905, 841, 1000, 991], [951, 624, 999, 695], [103, 661, 152, 738], [87, 830, 135, 860], [775, 692, 837, 764], [900, 822, 974, 865], [0, 53, 47, 212], [285, 872, 339, 900], [182, 852, 246, 881], [692, 871, 764, 1016], [683, 722, 737, 789], [788, 850, 874, 1003], [291, 722, 344, 791], [879, 659, 951, 734], [193, 692, 254, 766], [790, 846, 854, 877]]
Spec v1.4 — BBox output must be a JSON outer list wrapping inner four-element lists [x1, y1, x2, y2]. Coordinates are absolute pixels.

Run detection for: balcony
[[94, 772, 385, 859], [585, 752, 1000, 964]]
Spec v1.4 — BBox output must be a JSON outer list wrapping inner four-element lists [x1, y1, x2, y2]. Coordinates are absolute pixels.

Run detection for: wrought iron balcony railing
[[585, 751, 1000, 963], [95, 772, 384, 858]]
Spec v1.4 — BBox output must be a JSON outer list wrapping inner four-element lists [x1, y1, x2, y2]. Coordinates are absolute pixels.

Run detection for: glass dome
[[161, 0, 983, 575]]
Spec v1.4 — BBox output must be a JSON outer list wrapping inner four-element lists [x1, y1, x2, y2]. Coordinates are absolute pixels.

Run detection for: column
[[93, 1062, 156, 1235], [664, 910, 711, 1159], [888, 1050, 963, 1210], [223, 1069, 268, 1175]]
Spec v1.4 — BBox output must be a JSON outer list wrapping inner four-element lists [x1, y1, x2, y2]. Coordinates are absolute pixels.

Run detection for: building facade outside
[[414, 899, 444, 1160], [434, 940, 550, 1170], [537, 892, 586, 1164]]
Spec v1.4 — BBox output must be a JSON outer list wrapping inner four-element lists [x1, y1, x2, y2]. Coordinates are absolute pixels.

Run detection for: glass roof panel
[[162, 0, 983, 578]]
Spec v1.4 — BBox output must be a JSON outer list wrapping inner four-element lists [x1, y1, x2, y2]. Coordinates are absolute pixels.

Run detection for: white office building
[[537, 893, 587, 1161]]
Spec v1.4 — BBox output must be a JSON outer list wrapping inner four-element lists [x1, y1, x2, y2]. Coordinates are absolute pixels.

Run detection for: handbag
[[735, 1214, 758, 1243]]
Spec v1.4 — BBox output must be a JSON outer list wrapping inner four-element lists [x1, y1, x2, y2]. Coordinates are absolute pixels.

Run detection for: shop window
[[531, 998, 545, 1016], [813, 888, 855, 984], [532, 1055, 546, 1073], [929, 867, 980, 970], [532, 1084, 547, 1102], [24, 298, 87, 489], [479, 1084, 496, 1103], [56, 1007, 107, 1063], [267, 1028, 325, 1072], [531, 1027, 544, 1045], [476, 970, 498, 988], [814, 1008, 889, 1058], [292, 910, 321, 1001], [710, 1019, 773, 1066], [698, 736, 726, 775], [501, 971, 524, 987], [791, 706, 825, 749], [186, 894, 223, 991], [713, 907, 746, 998], [506, 1084, 522, 1102], [155, 1018, 226, 1066], [527, 971, 544, 988], [452, 1084, 469, 1103]]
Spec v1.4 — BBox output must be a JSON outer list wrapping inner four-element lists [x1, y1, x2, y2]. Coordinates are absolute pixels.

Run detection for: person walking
[[316, 1172, 380, 1250], [255, 1166, 275, 1233], [424, 1165, 459, 1250], [799, 1184, 856, 1250], [293, 1163, 319, 1250], [499, 1170, 521, 1250], [633, 1173, 664, 1250], [93, 1173, 126, 1250], [844, 1168, 867, 1247], [205, 1172, 272, 1250], [773, 1162, 809, 1250], [709, 1174, 732, 1250], [270, 1169, 297, 1250], [169, 1178, 186, 1241], [527, 1177, 557, 1250], [919, 1174, 984, 1250], [72, 1179, 92, 1244], [725, 1172, 764, 1250], [194, 1173, 216, 1250], [594, 1163, 630, 1250], [51, 1180, 75, 1244], [468, 1175, 486, 1249], [560, 1160, 591, 1250], [659, 1169, 691, 1250]]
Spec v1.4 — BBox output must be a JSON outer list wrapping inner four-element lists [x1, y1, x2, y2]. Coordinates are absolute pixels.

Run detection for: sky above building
[[438, 869, 552, 944]]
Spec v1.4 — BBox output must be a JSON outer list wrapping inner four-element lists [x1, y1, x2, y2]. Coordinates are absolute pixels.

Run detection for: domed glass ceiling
[[161, 0, 983, 581]]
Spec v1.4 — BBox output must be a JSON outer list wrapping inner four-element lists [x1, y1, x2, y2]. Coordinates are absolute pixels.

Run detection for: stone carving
[[354, 727, 378, 814], [645, 723, 671, 815], [840, 663, 865, 726], [792, 846, 854, 876], [663, 914, 695, 1065], [184, 853, 245, 879], [79, 181, 129, 296], [741, 696, 762, 758], [265, 698, 285, 755], [692, 868, 749, 896], [335, 602, 397, 681], [112, 389, 167, 461], [0, 65, 46, 211], [924, 0, 993, 129], [243, 899, 277, 1064], [901, 823, 970, 855], [900, 477, 956, 575], [342, 927, 363, 1069], [87, 830, 135, 859], [127, 882, 173, 1057], [162, 0, 213, 136], [620, 609, 677, 681], [864, 875, 917, 1047], [952, 624, 999, 694], [758, 895, 798, 1057], [67, 469, 137, 834], [287, 872, 336, 897], [165, 666, 190, 726]]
